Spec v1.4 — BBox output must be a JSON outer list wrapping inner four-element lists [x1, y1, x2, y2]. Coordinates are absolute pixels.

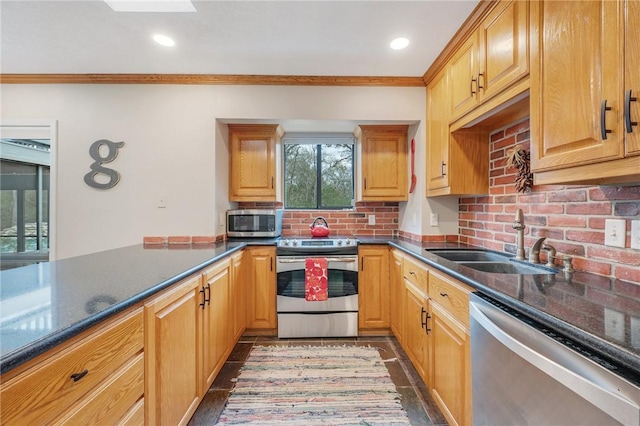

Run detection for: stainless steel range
[[276, 237, 358, 338]]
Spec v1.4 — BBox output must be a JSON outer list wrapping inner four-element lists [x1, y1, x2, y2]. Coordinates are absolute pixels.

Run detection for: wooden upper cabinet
[[530, 0, 640, 185], [428, 67, 489, 197], [229, 124, 278, 201], [427, 68, 451, 193], [477, 0, 529, 102], [625, 0, 640, 156], [449, 0, 529, 122], [360, 125, 408, 201], [449, 35, 480, 120]]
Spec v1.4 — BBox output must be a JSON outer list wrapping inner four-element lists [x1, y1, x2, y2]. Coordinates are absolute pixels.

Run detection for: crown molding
[[0, 73, 426, 87]]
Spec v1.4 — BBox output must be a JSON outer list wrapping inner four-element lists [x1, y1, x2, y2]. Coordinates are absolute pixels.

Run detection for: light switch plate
[[157, 194, 167, 208], [430, 213, 439, 226], [631, 220, 640, 250], [604, 219, 626, 248], [368, 215, 375, 225]]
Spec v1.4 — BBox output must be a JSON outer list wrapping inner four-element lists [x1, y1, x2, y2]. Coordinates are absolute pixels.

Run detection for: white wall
[[1, 83, 458, 258]]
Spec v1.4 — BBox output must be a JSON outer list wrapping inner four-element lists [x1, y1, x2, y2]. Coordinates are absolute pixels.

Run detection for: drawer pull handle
[[205, 283, 211, 305], [70, 369, 88, 382], [409, 271, 416, 276], [440, 292, 448, 298], [470, 76, 477, 96]]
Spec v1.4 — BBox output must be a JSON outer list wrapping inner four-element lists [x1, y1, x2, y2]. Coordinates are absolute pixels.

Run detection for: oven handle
[[277, 257, 357, 263]]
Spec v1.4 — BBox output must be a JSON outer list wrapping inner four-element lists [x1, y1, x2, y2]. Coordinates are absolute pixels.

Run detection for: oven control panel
[[277, 238, 357, 248]]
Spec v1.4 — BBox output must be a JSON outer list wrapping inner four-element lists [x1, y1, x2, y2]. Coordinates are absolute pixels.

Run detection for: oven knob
[[292, 239, 298, 246], [337, 239, 343, 245], [283, 239, 290, 246], [345, 238, 351, 245]]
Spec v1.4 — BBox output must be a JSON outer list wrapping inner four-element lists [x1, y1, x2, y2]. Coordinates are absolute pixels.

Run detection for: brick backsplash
[[460, 117, 640, 284], [237, 201, 399, 238]]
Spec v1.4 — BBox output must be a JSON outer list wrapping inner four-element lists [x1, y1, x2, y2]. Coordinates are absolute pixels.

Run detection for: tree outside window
[[283, 135, 354, 209]]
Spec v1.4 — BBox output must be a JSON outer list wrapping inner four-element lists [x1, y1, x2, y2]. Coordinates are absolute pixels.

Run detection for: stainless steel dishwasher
[[470, 293, 640, 426]]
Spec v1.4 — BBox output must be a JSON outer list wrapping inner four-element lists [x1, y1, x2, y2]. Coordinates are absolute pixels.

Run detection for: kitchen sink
[[426, 249, 557, 275], [457, 261, 556, 275], [426, 249, 512, 262]]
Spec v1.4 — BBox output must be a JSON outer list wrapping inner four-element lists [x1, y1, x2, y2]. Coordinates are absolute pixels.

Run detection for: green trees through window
[[283, 135, 354, 209]]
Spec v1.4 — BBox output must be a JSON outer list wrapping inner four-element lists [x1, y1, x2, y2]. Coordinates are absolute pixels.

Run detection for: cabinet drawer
[[1, 308, 144, 425], [403, 255, 429, 294], [429, 271, 472, 328], [56, 353, 144, 425]]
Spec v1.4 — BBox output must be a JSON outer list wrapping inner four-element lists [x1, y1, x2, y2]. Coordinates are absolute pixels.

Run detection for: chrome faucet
[[529, 237, 546, 263], [512, 209, 526, 260], [542, 243, 556, 267]]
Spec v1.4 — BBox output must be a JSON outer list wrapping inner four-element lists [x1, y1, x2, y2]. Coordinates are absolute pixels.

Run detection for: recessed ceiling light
[[390, 37, 410, 50], [105, 0, 196, 13], [153, 34, 175, 47]]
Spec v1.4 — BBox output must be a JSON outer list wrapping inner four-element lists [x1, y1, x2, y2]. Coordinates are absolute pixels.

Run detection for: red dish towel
[[305, 257, 328, 301]]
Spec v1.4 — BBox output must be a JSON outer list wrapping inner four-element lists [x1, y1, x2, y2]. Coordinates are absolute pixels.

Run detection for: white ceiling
[[0, 0, 479, 77]]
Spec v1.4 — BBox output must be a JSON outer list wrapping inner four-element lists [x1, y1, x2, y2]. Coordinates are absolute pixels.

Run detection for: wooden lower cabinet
[[430, 302, 471, 426], [404, 281, 431, 387], [231, 250, 246, 342], [245, 246, 277, 332], [393, 254, 473, 426], [0, 307, 144, 426], [358, 245, 390, 330], [201, 259, 232, 395], [145, 274, 201, 426], [389, 249, 404, 342]]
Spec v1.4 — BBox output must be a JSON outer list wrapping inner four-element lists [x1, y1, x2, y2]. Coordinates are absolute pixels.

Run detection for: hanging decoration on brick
[[505, 144, 533, 193]]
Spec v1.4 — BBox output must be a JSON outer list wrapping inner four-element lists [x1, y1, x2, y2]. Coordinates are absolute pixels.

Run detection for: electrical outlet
[[430, 213, 439, 226], [604, 219, 626, 248], [158, 194, 167, 208], [368, 215, 376, 226], [631, 220, 640, 250]]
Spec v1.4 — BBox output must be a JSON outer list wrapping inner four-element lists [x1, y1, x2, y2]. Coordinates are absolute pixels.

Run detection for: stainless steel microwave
[[226, 209, 283, 238]]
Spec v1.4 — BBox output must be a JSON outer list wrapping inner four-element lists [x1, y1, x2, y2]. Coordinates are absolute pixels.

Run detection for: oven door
[[276, 256, 358, 312]]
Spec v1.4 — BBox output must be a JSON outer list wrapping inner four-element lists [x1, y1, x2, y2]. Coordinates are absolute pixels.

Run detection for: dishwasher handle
[[470, 297, 640, 426]]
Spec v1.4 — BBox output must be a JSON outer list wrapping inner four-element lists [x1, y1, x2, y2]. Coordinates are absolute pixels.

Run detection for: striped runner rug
[[216, 345, 412, 425]]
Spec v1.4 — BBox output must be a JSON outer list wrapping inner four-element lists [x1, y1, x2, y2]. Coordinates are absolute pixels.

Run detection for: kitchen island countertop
[[0, 241, 249, 374]]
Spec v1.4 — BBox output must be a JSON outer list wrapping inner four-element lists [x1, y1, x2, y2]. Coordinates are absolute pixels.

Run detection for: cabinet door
[[145, 275, 201, 426], [201, 259, 231, 394], [427, 68, 450, 193], [626, 0, 640, 156], [431, 303, 471, 426], [449, 34, 479, 120], [231, 251, 246, 342], [389, 249, 404, 342], [229, 124, 277, 201], [477, 0, 529, 103], [403, 282, 430, 387], [358, 246, 390, 329], [246, 247, 276, 330], [360, 125, 408, 201], [530, 0, 623, 172]]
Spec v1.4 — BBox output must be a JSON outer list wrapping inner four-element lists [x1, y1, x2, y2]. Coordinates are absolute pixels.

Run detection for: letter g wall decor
[[84, 139, 125, 189]]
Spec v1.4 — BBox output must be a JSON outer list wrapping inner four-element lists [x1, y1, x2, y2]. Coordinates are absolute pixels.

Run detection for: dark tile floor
[[188, 335, 448, 426]]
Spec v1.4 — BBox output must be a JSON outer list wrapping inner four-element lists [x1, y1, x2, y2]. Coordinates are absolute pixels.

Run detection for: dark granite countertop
[[385, 239, 640, 380], [0, 241, 252, 374], [3, 236, 639, 383]]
